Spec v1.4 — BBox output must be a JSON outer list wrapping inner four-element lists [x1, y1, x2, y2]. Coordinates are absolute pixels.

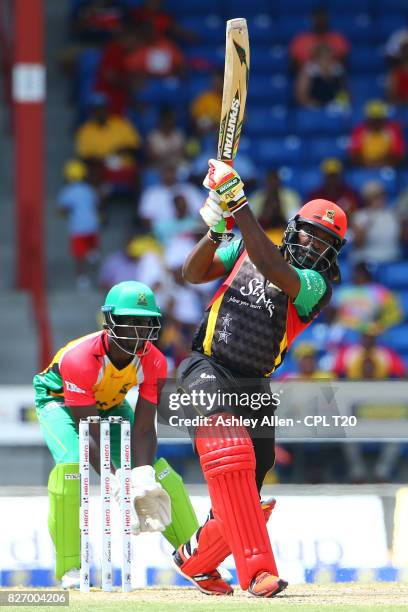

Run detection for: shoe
[[61, 568, 80, 590], [173, 546, 233, 596], [248, 570, 288, 598]]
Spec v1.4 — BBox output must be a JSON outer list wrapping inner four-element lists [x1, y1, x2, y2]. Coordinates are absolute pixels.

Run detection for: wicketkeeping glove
[[199, 190, 235, 243], [204, 158, 248, 215]]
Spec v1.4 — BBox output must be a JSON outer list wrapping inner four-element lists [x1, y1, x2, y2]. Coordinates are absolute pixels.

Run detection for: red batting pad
[[195, 416, 278, 589]]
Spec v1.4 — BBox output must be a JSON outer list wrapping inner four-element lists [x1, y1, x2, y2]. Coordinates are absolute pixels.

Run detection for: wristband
[[228, 193, 249, 215], [208, 229, 235, 244]]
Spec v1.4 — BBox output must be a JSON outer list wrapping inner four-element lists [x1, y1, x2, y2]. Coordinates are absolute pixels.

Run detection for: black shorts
[[177, 351, 277, 490]]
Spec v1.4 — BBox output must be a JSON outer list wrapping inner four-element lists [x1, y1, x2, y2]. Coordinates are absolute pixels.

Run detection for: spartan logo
[[221, 96, 240, 160], [322, 209, 335, 224], [137, 293, 148, 306]]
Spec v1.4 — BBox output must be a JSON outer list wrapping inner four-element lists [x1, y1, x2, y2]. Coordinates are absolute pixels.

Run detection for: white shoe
[[61, 568, 80, 589]]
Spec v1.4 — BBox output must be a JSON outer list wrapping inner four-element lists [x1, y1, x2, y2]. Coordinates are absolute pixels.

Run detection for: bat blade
[[217, 18, 250, 164]]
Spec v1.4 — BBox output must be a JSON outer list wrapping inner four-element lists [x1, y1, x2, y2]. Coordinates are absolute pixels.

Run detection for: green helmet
[[102, 281, 161, 318]]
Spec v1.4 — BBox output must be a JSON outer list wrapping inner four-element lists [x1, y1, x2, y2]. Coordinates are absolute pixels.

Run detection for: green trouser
[[37, 400, 198, 580]]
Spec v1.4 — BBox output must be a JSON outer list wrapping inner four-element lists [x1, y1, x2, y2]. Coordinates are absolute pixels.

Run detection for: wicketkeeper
[[172, 160, 347, 597], [34, 281, 199, 588]]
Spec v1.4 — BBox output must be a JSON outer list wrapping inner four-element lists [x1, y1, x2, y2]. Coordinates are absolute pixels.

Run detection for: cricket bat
[[217, 18, 250, 165], [214, 18, 250, 233]]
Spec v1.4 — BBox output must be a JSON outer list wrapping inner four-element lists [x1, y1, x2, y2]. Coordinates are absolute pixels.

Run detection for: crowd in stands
[[56, 0, 408, 483]]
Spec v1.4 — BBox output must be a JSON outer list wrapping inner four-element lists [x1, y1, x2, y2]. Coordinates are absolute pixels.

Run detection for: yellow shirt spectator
[[76, 115, 141, 161], [190, 91, 222, 127]]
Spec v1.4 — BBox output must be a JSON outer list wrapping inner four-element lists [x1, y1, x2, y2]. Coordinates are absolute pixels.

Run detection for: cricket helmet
[[102, 281, 162, 356], [283, 199, 347, 282]]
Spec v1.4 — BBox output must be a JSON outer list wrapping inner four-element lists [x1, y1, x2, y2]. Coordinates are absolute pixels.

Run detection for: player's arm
[[182, 234, 229, 284], [132, 396, 157, 467], [70, 404, 101, 474]]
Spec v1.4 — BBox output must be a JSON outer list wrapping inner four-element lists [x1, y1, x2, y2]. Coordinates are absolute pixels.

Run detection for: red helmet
[[283, 199, 347, 282], [297, 199, 348, 241]]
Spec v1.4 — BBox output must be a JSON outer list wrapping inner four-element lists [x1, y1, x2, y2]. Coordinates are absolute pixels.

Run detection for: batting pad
[[47, 463, 80, 580], [196, 417, 278, 589]]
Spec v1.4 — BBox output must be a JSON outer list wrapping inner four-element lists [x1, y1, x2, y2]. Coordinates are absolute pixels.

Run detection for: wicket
[[79, 416, 132, 593]]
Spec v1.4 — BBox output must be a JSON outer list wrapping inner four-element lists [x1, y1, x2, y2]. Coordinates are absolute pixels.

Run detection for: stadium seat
[[377, 14, 406, 40], [293, 109, 352, 136], [272, 0, 322, 14], [302, 137, 347, 164], [224, 0, 273, 15], [255, 136, 304, 166], [328, 0, 373, 11], [349, 45, 386, 74], [185, 45, 224, 70], [75, 49, 102, 117], [164, 0, 221, 14], [177, 15, 224, 43], [378, 262, 408, 289], [245, 106, 288, 136], [247, 74, 290, 105], [246, 15, 275, 44], [398, 291, 408, 321], [349, 76, 385, 106], [137, 78, 186, 106], [381, 325, 408, 353], [331, 15, 374, 43], [250, 45, 289, 73]]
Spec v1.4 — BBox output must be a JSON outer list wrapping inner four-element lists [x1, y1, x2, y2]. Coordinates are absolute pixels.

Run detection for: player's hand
[[112, 470, 141, 535], [204, 159, 248, 215], [200, 191, 235, 243], [130, 465, 171, 533]]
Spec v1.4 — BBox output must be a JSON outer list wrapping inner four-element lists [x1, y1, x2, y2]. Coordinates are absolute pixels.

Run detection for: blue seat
[[164, 0, 221, 14], [398, 291, 408, 321], [127, 107, 159, 137], [398, 170, 408, 193], [246, 15, 275, 44], [247, 74, 289, 105], [328, 0, 372, 11], [76, 49, 102, 116], [349, 76, 385, 106], [272, 0, 322, 13], [377, 14, 406, 40], [349, 45, 386, 74], [187, 75, 212, 99], [293, 108, 352, 136], [284, 167, 321, 197], [185, 45, 224, 69], [347, 168, 398, 199], [255, 136, 304, 166], [378, 262, 408, 289], [304, 137, 347, 164], [245, 106, 288, 136], [274, 16, 309, 43], [331, 15, 375, 43], [177, 15, 224, 43], [224, 0, 272, 15], [251, 45, 289, 73], [137, 78, 186, 106], [381, 325, 408, 353], [377, 0, 408, 11]]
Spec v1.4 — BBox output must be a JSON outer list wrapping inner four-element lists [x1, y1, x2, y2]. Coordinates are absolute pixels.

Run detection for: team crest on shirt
[[322, 209, 335, 224], [137, 294, 148, 306]]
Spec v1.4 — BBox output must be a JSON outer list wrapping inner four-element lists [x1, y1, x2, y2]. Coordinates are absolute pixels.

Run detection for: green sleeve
[[217, 239, 243, 273], [292, 267, 332, 320]]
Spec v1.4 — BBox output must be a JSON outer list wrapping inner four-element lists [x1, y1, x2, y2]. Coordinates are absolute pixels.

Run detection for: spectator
[[333, 332, 406, 483], [70, 0, 124, 45], [94, 23, 139, 115], [333, 332, 405, 379], [125, 22, 185, 79], [351, 181, 400, 264], [385, 27, 408, 65], [98, 234, 164, 290], [57, 160, 101, 290], [153, 193, 201, 245], [395, 186, 408, 256], [308, 158, 359, 217], [295, 44, 348, 109], [290, 8, 349, 70], [348, 100, 405, 168], [285, 343, 334, 380], [146, 107, 186, 167], [331, 262, 402, 335], [138, 162, 203, 232], [190, 70, 223, 134], [130, 0, 197, 45], [75, 92, 142, 196], [251, 170, 301, 244], [387, 39, 408, 105]]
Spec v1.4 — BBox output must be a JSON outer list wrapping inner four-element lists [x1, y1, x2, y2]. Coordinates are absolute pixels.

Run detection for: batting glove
[[204, 158, 248, 215], [200, 191, 235, 243]]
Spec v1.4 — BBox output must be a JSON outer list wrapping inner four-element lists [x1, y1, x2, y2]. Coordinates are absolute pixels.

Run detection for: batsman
[[33, 281, 199, 588], [173, 160, 348, 596]]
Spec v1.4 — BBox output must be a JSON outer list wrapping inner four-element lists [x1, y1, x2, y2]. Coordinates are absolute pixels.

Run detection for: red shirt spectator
[[125, 24, 184, 78], [388, 40, 408, 104], [95, 24, 139, 114], [290, 8, 349, 69], [333, 333, 406, 379], [348, 100, 405, 168]]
